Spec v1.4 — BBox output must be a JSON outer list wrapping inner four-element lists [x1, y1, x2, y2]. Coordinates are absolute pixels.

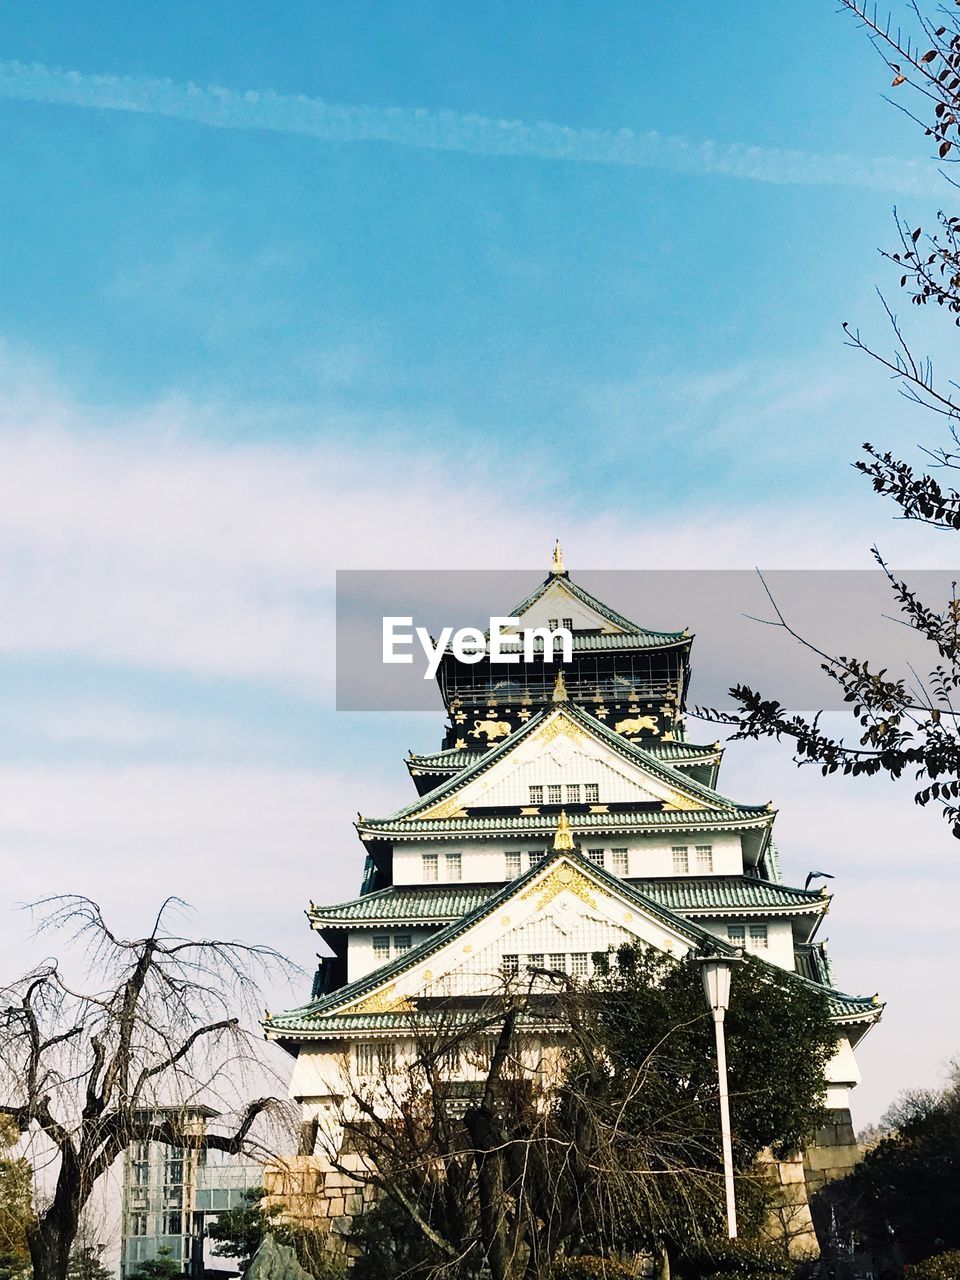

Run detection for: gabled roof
[[267, 847, 879, 1044], [502, 571, 691, 649], [270, 846, 739, 1041], [307, 876, 828, 930], [364, 702, 769, 830]]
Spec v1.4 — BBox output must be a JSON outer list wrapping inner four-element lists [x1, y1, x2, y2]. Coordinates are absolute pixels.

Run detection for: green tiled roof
[[640, 876, 826, 914], [311, 884, 495, 925], [370, 702, 769, 830], [266, 984, 881, 1037], [308, 876, 826, 929], [406, 740, 721, 774], [645, 741, 723, 763], [494, 631, 687, 653], [503, 573, 691, 648], [360, 808, 772, 838], [407, 747, 486, 771]]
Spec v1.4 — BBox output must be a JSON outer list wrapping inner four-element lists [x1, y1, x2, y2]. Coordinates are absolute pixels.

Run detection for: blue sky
[[1, 0, 959, 1125]]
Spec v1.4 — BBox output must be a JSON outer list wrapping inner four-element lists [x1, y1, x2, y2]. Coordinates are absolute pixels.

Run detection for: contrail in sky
[[0, 59, 942, 196]]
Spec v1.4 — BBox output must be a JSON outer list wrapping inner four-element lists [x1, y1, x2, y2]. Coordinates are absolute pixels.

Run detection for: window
[[422, 853, 438, 882], [672, 845, 689, 874], [584, 783, 599, 803], [445, 852, 462, 882], [611, 848, 629, 875], [570, 953, 589, 978], [586, 848, 605, 867], [356, 1042, 376, 1075], [529, 849, 545, 869], [727, 925, 746, 945], [373, 934, 390, 962], [748, 924, 768, 950], [502, 953, 519, 976], [547, 618, 558, 630], [527, 953, 544, 970], [164, 1159, 183, 1186], [549, 953, 566, 972], [437, 1043, 461, 1072], [394, 933, 412, 954], [562, 617, 574, 631], [163, 1212, 182, 1237], [133, 1162, 149, 1187], [565, 783, 581, 804], [695, 844, 714, 873], [130, 1214, 147, 1237], [505, 851, 521, 880], [356, 1041, 394, 1076], [379, 1042, 397, 1072], [547, 785, 562, 804], [529, 785, 543, 805]]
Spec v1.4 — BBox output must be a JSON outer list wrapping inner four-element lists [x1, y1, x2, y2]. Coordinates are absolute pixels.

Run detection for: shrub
[[555, 1258, 643, 1280], [680, 1239, 792, 1280], [905, 1250, 960, 1280]]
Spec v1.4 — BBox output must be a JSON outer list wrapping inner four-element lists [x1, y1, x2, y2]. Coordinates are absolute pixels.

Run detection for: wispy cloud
[[0, 349, 952, 693], [0, 59, 941, 196]]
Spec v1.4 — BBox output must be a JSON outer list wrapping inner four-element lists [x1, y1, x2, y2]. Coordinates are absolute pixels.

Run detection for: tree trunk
[[464, 1107, 513, 1280], [27, 1211, 76, 1280]]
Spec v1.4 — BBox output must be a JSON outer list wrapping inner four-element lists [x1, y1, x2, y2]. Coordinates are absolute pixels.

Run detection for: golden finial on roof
[[553, 810, 574, 851], [550, 539, 565, 575], [552, 670, 568, 702]]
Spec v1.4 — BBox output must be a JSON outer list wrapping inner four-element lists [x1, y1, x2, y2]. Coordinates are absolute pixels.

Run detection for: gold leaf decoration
[[521, 859, 599, 910]]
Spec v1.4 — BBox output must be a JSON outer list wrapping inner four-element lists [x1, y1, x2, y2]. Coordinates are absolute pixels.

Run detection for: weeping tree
[[0, 896, 297, 1280], [702, 1, 960, 838]]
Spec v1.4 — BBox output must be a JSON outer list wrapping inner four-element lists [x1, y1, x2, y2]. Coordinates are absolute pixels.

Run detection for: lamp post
[[699, 952, 741, 1239]]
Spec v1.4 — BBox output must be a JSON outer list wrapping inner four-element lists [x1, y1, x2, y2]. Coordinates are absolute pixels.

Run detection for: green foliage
[[67, 1246, 112, 1280], [131, 1248, 183, 1280], [205, 1188, 345, 1277], [205, 1187, 274, 1269], [554, 1256, 643, 1279], [586, 947, 835, 1162], [680, 1238, 793, 1279], [815, 1076, 960, 1266], [0, 1119, 31, 1280], [350, 1197, 448, 1280], [905, 1249, 960, 1280], [559, 947, 835, 1262]]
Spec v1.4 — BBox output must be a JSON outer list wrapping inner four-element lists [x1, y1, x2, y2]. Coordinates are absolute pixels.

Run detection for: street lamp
[[699, 952, 741, 1239]]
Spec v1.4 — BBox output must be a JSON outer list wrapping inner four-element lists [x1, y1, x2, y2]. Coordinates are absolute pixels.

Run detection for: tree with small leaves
[[697, 3, 960, 839]]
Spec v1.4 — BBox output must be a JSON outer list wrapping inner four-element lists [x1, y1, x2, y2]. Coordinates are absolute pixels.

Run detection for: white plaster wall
[[391, 832, 745, 885], [697, 916, 795, 970], [347, 927, 435, 982]]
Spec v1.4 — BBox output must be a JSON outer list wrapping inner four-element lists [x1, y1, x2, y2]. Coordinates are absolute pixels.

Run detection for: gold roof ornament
[[553, 810, 574, 851], [552, 670, 569, 702], [550, 539, 565, 575]]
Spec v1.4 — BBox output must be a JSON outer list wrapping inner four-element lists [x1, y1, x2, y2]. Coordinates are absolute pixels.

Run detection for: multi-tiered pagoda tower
[[267, 551, 881, 1189]]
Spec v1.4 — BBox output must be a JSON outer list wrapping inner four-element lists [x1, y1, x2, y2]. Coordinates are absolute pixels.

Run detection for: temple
[[265, 550, 881, 1235]]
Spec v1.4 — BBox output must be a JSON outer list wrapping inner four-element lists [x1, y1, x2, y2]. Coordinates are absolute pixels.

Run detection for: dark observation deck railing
[[446, 675, 680, 707]]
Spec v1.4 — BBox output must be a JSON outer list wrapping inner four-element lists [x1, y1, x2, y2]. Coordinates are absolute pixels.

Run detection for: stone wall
[[803, 1108, 862, 1196], [262, 1154, 376, 1264]]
